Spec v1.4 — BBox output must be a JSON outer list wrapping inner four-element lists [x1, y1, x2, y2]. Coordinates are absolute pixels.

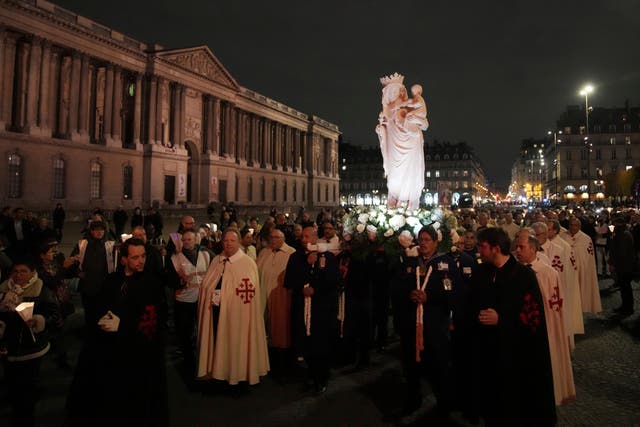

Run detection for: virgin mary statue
[[375, 73, 429, 210]]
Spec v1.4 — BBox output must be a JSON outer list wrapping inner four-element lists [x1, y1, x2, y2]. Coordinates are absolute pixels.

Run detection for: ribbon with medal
[[415, 265, 433, 362]]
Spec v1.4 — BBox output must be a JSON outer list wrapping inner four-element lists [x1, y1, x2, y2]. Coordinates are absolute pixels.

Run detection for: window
[[7, 153, 22, 198], [90, 161, 102, 199], [566, 151, 572, 161], [122, 165, 133, 200], [260, 178, 265, 202], [435, 170, 440, 178], [611, 165, 617, 174], [443, 154, 450, 160], [463, 170, 469, 177], [434, 154, 440, 161], [272, 179, 277, 200], [595, 149, 601, 160], [283, 180, 287, 202], [247, 177, 253, 202], [567, 167, 573, 178], [462, 153, 468, 160], [463, 181, 468, 189], [325, 184, 329, 202], [293, 181, 297, 202], [626, 148, 632, 159], [624, 124, 631, 132], [580, 150, 587, 160], [426, 171, 431, 178], [581, 168, 587, 178], [610, 137, 616, 145], [453, 170, 459, 178], [609, 125, 616, 133], [453, 153, 459, 160], [625, 136, 631, 145], [53, 158, 65, 199], [611, 149, 617, 160]]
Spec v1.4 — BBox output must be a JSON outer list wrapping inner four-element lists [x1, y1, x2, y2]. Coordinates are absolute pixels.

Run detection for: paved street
[[1, 219, 639, 426]]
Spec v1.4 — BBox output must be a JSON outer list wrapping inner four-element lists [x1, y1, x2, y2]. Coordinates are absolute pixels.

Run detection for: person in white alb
[[531, 222, 583, 348], [515, 234, 576, 406], [561, 218, 602, 314]]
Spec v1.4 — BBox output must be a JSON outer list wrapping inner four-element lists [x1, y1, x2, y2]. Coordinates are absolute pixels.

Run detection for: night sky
[[54, 0, 640, 185]]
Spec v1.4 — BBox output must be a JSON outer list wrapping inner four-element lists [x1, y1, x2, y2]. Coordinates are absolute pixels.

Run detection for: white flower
[[413, 224, 423, 237], [432, 221, 441, 230], [436, 229, 443, 242], [384, 228, 394, 237], [377, 213, 386, 224], [389, 214, 406, 231], [366, 224, 377, 234], [357, 214, 369, 224], [396, 207, 405, 214], [398, 230, 414, 248], [369, 210, 377, 218], [406, 216, 421, 227], [356, 224, 365, 233]]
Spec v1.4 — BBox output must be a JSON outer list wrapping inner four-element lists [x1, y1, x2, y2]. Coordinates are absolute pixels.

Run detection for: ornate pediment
[[155, 46, 239, 90]]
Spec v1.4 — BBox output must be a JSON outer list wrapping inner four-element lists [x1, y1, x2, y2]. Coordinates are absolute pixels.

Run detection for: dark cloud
[[55, 0, 640, 184]]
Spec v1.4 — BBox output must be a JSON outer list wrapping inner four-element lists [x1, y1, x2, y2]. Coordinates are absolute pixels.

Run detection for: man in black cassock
[[67, 238, 167, 427], [469, 227, 556, 426], [391, 225, 460, 422], [284, 225, 339, 394]]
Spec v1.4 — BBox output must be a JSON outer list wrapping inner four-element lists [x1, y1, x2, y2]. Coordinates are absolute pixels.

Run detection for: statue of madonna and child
[[375, 73, 429, 211]]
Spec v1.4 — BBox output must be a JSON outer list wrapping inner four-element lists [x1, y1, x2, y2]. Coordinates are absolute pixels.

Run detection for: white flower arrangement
[[342, 205, 458, 258]]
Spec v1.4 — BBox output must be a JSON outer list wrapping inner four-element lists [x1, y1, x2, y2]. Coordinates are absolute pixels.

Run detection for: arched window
[[443, 154, 450, 160], [53, 158, 66, 199], [462, 153, 468, 160], [122, 165, 133, 200], [434, 154, 440, 161], [7, 153, 23, 198], [90, 161, 102, 199]]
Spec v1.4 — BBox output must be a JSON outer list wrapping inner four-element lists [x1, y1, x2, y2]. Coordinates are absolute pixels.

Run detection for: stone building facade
[[0, 0, 340, 212]]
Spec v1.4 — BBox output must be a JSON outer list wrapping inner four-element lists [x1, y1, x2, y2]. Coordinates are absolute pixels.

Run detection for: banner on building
[[178, 174, 186, 198]]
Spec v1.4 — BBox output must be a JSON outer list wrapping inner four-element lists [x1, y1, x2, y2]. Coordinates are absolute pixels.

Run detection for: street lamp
[[579, 84, 594, 202]]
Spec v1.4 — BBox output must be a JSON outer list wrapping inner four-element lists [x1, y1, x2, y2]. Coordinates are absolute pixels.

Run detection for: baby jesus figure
[[399, 84, 429, 131]]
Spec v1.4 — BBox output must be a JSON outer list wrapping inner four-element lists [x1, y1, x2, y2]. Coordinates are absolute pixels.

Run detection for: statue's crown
[[379, 72, 404, 86]]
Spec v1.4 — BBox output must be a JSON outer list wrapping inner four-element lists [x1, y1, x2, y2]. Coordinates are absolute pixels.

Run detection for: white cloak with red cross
[[561, 230, 602, 314], [541, 238, 584, 344], [531, 257, 576, 406], [197, 249, 269, 385]]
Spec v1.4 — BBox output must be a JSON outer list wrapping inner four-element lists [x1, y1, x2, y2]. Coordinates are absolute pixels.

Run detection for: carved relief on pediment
[[165, 51, 235, 87], [184, 116, 201, 143]]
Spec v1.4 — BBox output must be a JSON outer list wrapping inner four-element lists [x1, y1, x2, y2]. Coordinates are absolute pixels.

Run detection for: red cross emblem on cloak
[[570, 254, 576, 269], [551, 255, 564, 272], [138, 304, 157, 340], [548, 285, 563, 312], [236, 278, 256, 304], [587, 242, 594, 256]]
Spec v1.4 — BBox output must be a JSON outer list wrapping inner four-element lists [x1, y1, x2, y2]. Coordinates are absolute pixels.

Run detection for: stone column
[[111, 66, 122, 145], [0, 33, 17, 129], [103, 64, 114, 141], [133, 73, 142, 145], [13, 39, 30, 131], [68, 51, 81, 139], [48, 51, 60, 137], [57, 54, 71, 137], [155, 78, 164, 146], [38, 40, 51, 135], [25, 36, 42, 133], [171, 83, 180, 147], [147, 75, 157, 144], [212, 97, 220, 155], [179, 84, 185, 148], [204, 96, 213, 153], [230, 106, 237, 159], [78, 53, 90, 141]]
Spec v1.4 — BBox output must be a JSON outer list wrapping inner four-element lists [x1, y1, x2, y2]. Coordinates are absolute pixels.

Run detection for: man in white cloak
[[532, 222, 583, 348], [515, 234, 576, 406], [561, 218, 602, 314], [197, 228, 269, 386]]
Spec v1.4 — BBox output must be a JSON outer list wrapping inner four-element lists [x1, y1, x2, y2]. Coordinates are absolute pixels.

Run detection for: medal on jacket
[[443, 276, 452, 291]]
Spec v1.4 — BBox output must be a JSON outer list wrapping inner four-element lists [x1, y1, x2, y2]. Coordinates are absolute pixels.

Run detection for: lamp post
[[579, 84, 594, 202]]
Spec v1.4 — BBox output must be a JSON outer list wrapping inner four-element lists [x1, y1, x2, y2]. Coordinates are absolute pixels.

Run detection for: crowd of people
[[0, 202, 636, 426]]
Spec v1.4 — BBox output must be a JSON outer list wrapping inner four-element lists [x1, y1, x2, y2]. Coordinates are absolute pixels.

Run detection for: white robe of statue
[[376, 73, 428, 210]]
